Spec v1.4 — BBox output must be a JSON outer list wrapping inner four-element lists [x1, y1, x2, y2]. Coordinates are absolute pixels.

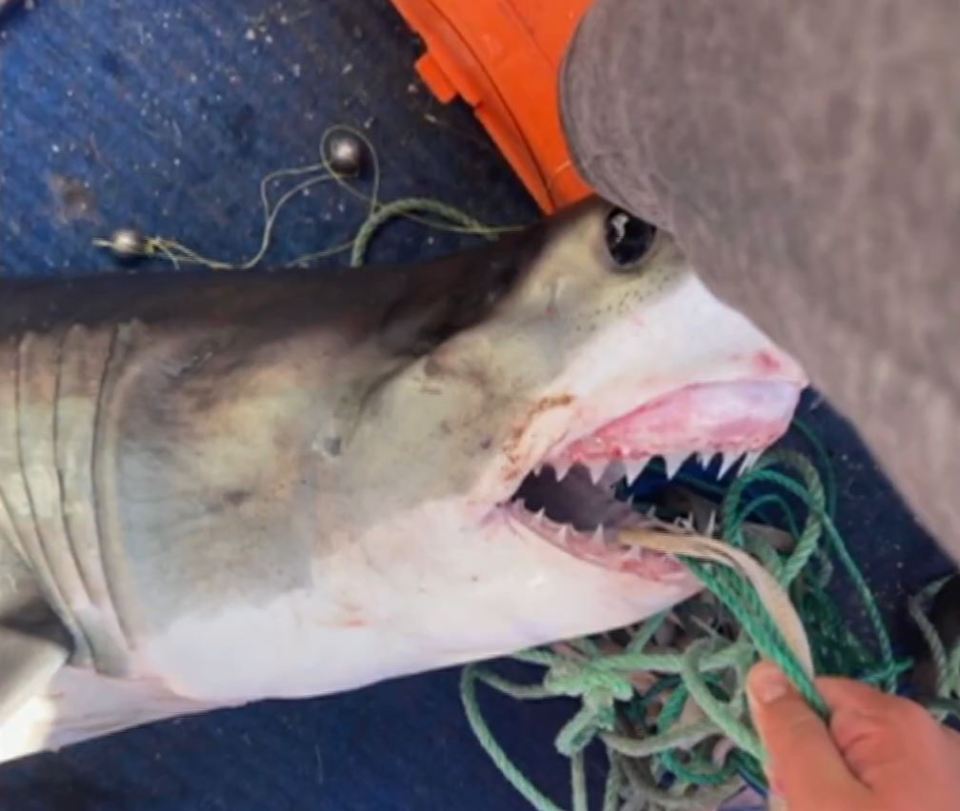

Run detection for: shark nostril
[[604, 209, 658, 269]]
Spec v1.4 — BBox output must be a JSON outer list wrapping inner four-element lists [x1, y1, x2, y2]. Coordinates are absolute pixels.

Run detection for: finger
[[747, 662, 867, 808], [817, 678, 953, 789], [815, 676, 913, 714]]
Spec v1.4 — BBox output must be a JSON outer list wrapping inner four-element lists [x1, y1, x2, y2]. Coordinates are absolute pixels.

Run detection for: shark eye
[[604, 209, 658, 270]]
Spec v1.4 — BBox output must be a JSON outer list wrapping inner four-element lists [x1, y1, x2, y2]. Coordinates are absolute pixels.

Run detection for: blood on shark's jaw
[[500, 378, 802, 576]]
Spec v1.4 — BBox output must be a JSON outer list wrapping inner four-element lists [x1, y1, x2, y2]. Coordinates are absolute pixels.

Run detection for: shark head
[[0, 201, 806, 759], [302, 200, 806, 690], [135, 200, 805, 702], [119, 200, 807, 703]]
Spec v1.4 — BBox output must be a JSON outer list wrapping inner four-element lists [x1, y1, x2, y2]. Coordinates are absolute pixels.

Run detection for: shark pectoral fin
[[0, 665, 219, 763], [0, 611, 71, 724], [0, 547, 211, 761], [0, 587, 209, 762], [0, 658, 220, 763], [0, 593, 72, 762]]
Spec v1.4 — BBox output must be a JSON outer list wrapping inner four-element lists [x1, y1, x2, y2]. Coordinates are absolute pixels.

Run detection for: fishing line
[[94, 125, 525, 270]]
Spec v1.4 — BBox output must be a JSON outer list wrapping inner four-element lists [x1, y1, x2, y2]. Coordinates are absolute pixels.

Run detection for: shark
[[0, 200, 805, 761]]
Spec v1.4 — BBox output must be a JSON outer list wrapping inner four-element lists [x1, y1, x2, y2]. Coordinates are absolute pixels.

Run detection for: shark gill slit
[[15, 331, 93, 664], [58, 324, 131, 674]]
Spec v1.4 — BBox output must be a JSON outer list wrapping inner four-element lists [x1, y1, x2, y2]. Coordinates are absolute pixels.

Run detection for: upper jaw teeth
[[584, 459, 607, 485], [661, 452, 686, 480], [622, 458, 647, 481], [537, 446, 765, 488], [718, 451, 744, 478]]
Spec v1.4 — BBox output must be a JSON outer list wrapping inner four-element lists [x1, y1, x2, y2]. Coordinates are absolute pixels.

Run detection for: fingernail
[[750, 665, 788, 704]]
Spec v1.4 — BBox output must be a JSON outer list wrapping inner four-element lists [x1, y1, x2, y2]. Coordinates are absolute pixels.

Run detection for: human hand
[[746, 661, 960, 810]]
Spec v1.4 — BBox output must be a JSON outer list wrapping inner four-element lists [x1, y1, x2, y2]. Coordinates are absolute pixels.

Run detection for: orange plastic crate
[[391, 0, 594, 213]]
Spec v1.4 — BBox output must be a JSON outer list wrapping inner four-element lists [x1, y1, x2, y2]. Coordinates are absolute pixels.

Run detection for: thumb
[[747, 662, 866, 809]]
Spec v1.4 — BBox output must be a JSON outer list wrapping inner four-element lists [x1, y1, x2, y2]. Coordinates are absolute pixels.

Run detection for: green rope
[[791, 417, 839, 517], [567, 638, 754, 676], [910, 591, 950, 699], [678, 641, 762, 761], [461, 666, 567, 811], [349, 197, 495, 266], [680, 557, 828, 718], [908, 576, 960, 720], [602, 721, 719, 759], [617, 753, 741, 810], [601, 755, 623, 811], [460, 422, 950, 811], [571, 752, 588, 811], [948, 642, 960, 694], [745, 467, 898, 692]]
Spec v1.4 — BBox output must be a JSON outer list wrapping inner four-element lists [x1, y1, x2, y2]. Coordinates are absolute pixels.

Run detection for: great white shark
[[0, 200, 805, 760]]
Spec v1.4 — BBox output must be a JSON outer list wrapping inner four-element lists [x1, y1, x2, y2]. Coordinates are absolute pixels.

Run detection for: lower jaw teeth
[[620, 546, 643, 563], [510, 497, 721, 554]]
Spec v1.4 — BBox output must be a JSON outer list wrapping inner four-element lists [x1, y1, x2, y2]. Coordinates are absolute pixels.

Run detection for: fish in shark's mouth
[[0, 200, 805, 761]]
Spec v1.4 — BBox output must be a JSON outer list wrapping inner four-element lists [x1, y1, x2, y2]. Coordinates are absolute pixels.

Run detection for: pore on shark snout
[[0, 199, 806, 759]]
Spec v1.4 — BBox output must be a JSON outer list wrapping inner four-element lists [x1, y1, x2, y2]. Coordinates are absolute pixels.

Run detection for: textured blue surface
[[0, 0, 536, 276], [0, 2, 953, 810]]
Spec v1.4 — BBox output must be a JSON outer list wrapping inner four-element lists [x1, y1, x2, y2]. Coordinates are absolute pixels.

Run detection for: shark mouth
[[504, 380, 801, 578]]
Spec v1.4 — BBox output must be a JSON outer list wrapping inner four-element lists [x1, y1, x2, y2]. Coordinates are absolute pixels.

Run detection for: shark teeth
[[584, 459, 607, 485], [742, 450, 763, 472], [533, 444, 765, 491], [603, 461, 626, 483], [675, 512, 695, 531], [703, 510, 718, 536], [619, 545, 643, 563], [717, 451, 744, 479], [507, 500, 628, 549], [623, 457, 648, 484], [662, 452, 688, 480]]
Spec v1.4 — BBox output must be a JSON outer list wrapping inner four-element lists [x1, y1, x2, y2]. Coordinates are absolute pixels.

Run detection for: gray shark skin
[[0, 200, 805, 760]]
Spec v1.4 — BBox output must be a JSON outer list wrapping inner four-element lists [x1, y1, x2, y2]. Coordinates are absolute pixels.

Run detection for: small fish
[[0, 200, 805, 760]]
